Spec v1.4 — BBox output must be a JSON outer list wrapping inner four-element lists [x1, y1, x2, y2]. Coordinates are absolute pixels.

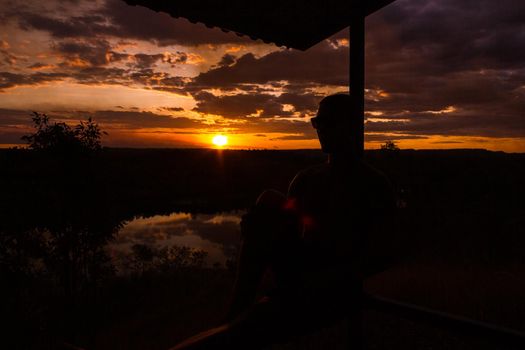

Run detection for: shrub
[[21, 112, 105, 153]]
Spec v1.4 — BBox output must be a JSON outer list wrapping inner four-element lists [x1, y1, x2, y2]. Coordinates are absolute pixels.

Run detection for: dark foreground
[[1, 148, 524, 349]]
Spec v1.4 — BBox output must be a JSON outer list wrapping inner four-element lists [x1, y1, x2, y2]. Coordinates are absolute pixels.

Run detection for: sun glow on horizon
[[212, 134, 228, 147]]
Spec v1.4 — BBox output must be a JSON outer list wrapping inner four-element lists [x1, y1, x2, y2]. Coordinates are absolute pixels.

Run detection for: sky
[[0, 0, 524, 151]]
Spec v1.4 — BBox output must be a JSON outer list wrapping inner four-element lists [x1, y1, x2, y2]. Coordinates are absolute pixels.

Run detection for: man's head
[[311, 93, 355, 154]]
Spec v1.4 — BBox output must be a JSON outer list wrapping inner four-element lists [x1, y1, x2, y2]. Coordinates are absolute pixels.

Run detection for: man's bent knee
[[255, 189, 286, 209], [240, 190, 286, 241]]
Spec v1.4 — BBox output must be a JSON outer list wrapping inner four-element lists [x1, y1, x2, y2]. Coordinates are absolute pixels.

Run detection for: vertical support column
[[350, 15, 365, 158], [348, 16, 365, 350]]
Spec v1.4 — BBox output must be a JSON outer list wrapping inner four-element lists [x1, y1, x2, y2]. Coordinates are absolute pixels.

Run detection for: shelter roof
[[124, 0, 396, 50]]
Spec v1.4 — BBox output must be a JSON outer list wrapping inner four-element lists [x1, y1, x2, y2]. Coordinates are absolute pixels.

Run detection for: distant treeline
[[1, 147, 524, 262]]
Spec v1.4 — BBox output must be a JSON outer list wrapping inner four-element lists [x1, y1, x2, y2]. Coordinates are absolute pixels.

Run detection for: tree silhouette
[[17, 112, 116, 296], [21, 112, 106, 154], [380, 140, 400, 151], [125, 244, 209, 275]]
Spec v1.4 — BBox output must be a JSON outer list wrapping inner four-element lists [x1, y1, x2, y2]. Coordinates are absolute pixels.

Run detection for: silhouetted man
[[172, 93, 396, 350]]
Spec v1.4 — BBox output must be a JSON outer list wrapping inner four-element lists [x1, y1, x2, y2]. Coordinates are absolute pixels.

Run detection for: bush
[[21, 112, 105, 154], [380, 140, 400, 151]]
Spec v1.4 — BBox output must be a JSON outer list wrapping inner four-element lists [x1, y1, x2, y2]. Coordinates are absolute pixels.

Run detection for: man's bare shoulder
[[287, 162, 328, 197]]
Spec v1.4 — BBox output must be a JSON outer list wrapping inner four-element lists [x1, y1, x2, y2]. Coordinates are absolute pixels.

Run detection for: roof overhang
[[123, 0, 396, 50]]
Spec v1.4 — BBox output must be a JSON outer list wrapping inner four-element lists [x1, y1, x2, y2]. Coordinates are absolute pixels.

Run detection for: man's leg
[[171, 190, 291, 350], [227, 189, 287, 321]]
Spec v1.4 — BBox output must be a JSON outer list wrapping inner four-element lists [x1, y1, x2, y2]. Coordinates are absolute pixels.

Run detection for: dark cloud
[[28, 62, 53, 69], [359, 0, 525, 139], [241, 118, 317, 138], [133, 53, 163, 69], [0, 130, 28, 144], [365, 112, 525, 138], [184, 37, 345, 120], [84, 110, 206, 129], [374, 0, 525, 72], [192, 91, 295, 119], [159, 106, 185, 112], [0, 108, 34, 125], [15, 11, 111, 39], [162, 52, 189, 65], [0, 71, 68, 90], [190, 40, 349, 90], [364, 134, 428, 142], [216, 54, 236, 68], [103, 0, 253, 46], [0, 49, 18, 66], [9, 0, 252, 46], [192, 90, 322, 119], [131, 52, 189, 69], [53, 39, 128, 67], [68, 66, 129, 85], [0, 108, 205, 130], [188, 46, 333, 117], [431, 140, 465, 144], [1, 46, 193, 92], [275, 93, 321, 114], [270, 134, 316, 141]]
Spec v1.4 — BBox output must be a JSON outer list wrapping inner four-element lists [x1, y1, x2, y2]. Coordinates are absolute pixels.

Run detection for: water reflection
[[110, 211, 244, 271]]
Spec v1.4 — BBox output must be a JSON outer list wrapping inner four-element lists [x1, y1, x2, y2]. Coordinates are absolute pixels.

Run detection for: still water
[[110, 211, 245, 271]]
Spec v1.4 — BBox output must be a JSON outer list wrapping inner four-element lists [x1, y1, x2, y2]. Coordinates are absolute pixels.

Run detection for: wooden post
[[348, 15, 365, 350], [350, 15, 365, 158]]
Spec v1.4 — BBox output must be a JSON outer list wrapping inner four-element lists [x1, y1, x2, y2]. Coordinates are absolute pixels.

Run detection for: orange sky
[[0, 0, 524, 151]]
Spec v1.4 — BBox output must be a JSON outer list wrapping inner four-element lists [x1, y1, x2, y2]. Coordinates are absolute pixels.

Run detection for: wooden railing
[[361, 292, 525, 348]]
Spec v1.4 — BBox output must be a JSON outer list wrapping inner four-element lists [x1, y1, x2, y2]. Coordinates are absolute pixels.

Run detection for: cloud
[[0, 65, 190, 92], [88, 110, 205, 129], [0, 71, 68, 90], [216, 54, 236, 68], [361, 0, 525, 139], [0, 108, 205, 130], [9, 0, 252, 46], [240, 118, 317, 137], [0, 108, 34, 125], [364, 134, 428, 142], [190, 40, 349, 90], [270, 134, 317, 141], [0, 129, 28, 144], [28, 62, 56, 70], [132, 53, 163, 69], [191, 89, 324, 119], [53, 38, 127, 67], [184, 36, 347, 120], [159, 106, 185, 112], [0, 49, 18, 67], [1, 0, 524, 145], [365, 112, 525, 138], [192, 91, 292, 119]]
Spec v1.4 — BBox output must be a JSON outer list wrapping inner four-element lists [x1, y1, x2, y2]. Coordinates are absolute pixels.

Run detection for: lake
[[109, 211, 245, 272]]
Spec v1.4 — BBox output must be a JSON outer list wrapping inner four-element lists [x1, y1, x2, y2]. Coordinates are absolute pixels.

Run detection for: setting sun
[[212, 135, 228, 147]]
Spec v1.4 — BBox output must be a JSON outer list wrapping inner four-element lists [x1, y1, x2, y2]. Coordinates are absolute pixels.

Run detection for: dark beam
[[123, 0, 397, 51], [349, 15, 365, 158], [364, 293, 525, 347]]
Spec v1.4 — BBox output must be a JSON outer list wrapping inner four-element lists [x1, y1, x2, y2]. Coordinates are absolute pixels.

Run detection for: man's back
[[286, 159, 395, 290]]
